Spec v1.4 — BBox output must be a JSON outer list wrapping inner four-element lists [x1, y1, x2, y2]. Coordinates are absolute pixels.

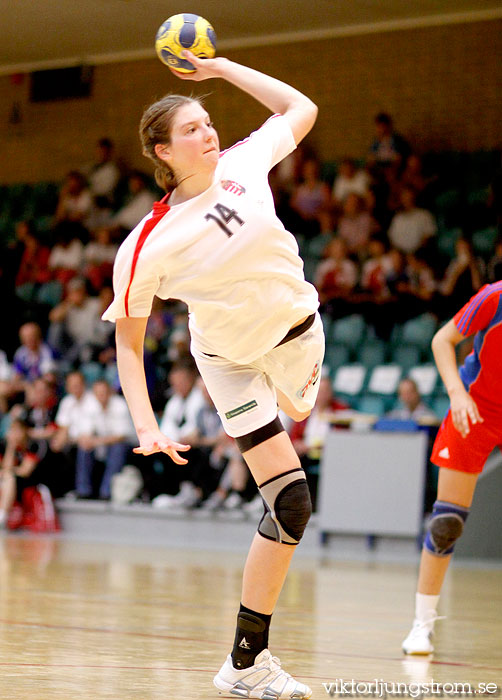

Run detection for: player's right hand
[[449, 387, 483, 438], [133, 431, 190, 464], [169, 51, 225, 81]]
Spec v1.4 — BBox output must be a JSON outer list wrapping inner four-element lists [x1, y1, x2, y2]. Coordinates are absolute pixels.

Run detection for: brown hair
[[139, 94, 203, 192]]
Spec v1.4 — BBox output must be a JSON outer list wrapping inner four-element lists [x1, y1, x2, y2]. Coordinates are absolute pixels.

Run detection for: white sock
[[415, 592, 440, 622], [0, 510, 7, 526]]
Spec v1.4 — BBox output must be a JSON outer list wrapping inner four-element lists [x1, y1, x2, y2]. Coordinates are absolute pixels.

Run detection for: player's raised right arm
[[115, 316, 190, 463], [172, 52, 318, 146]]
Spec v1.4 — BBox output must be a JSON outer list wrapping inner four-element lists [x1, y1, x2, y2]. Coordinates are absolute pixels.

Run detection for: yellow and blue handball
[[155, 13, 216, 73]]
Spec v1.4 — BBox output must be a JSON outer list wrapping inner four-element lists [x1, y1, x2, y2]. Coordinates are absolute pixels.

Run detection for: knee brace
[[235, 417, 284, 454], [257, 468, 312, 545], [424, 500, 470, 557]]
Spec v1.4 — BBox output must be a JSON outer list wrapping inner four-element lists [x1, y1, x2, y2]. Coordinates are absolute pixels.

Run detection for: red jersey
[[454, 282, 502, 409]]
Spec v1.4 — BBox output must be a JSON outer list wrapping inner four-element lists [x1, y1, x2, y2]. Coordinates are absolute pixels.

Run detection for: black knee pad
[[235, 416, 284, 453], [257, 468, 312, 545], [424, 500, 470, 556]]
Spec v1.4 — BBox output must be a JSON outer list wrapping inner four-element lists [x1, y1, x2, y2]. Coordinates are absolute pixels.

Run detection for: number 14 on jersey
[[205, 203, 244, 238]]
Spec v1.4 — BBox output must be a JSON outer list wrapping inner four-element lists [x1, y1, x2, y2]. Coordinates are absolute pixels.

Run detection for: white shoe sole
[[402, 645, 434, 655], [213, 675, 312, 699]]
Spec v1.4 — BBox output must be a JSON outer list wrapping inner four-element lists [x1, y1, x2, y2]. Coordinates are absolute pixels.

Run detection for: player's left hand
[[169, 51, 225, 81], [449, 387, 483, 438]]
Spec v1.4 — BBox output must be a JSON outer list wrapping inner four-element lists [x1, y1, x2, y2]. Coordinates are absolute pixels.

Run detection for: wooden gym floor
[[0, 535, 500, 699]]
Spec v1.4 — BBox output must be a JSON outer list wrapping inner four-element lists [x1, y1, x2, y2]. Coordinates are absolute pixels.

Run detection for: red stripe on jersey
[[219, 114, 282, 158], [124, 202, 170, 317]]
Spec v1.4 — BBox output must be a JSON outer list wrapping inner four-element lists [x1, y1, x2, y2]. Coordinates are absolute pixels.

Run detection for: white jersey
[[102, 114, 319, 364]]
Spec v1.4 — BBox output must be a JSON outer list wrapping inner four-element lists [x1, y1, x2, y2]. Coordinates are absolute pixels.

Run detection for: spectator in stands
[[48, 277, 102, 366], [54, 170, 93, 225], [2, 323, 57, 407], [0, 417, 46, 528], [290, 374, 348, 509], [314, 237, 358, 316], [337, 192, 380, 258], [289, 157, 332, 236], [51, 370, 97, 453], [387, 186, 437, 255], [395, 251, 436, 320], [186, 379, 251, 511], [332, 158, 370, 211], [82, 227, 118, 292], [386, 377, 437, 423], [48, 221, 86, 288], [75, 378, 135, 500], [14, 225, 51, 292], [152, 360, 205, 506], [109, 171, 157, 233], [368, 112, 410, 172], [437, 238, 484, 320], [360, 238, 394, 300], [19, 376, 59, 445], [269, 143, 313, 231], [50, 370, 97, 495], [85, 137, 121, 208], [0, 351, 13, 415], [88, 286, 117, 366], [399, 154, 436, 208]]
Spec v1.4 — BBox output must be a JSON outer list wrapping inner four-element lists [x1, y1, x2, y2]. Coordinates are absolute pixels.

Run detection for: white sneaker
[[200, 491, 226, 511], [243, 494, 265, 515], [213, 649, 312, 699], [402, 615, 444, 655], [222, 492, 244, 510], [169, 482, 200, 508]]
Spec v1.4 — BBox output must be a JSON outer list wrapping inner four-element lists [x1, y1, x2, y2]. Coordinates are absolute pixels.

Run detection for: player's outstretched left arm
[[431, 319, 483, 438], [170, 51, 318, 145], [115, 316, 190, 464]]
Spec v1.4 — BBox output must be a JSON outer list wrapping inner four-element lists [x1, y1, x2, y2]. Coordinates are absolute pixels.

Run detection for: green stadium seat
[[35, 280, 63, 307], [432, 396, 450, 419], [15, 282, 36, 303], [391, 345, 421, 372], [472, 227, 498, 257], [357, 340, 387, 369], [324, 343, 351, 374], [366, 363, 402, 397], [80, 362, 104, 385], [332, 363, 367, 404], [302, 257, 317, 283], [434, 189, 462, 227], [400, 313, 438, 351], [408, 364, 438, 397], [436, 227, 462, 258], [320, 312, 332, 338], [330, 314, 366, 349], [355, 395, 387, 416], [304, 233, 333, 260]]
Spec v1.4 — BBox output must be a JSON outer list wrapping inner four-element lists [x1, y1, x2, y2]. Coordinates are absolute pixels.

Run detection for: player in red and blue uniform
[[403, 281, 502, 654]]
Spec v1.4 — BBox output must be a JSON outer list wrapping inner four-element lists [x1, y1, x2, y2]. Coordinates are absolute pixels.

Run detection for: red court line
[[1, 618, 500, 673]]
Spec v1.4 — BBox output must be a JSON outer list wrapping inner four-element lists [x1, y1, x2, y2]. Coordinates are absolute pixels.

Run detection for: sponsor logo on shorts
[[225, 400, 258, 420], [221, 180, 246, 196], [438, 447, 450, 459], [297, 360, 321, 399]]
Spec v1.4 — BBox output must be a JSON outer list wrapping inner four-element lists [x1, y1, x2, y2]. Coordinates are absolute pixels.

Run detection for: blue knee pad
[[424, 500, 470, 557]]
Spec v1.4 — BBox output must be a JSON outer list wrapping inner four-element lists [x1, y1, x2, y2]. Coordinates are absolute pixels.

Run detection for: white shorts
[[192, 313, 325, 438]]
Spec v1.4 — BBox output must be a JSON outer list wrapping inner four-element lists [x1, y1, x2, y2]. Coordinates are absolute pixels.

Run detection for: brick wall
[[1, 19, 500, 184]]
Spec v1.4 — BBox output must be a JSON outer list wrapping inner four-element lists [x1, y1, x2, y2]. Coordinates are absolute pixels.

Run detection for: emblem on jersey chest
[[221, 180, 246, 196]]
